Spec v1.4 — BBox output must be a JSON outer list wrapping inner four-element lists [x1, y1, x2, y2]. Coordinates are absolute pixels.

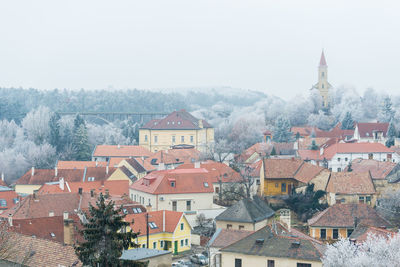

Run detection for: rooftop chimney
[[8, 215, 12, 227], [198, 119, 203, 129], [106, 166, 109, 175], [118, 144, 121, 149], [59, 177, 65, 191], [194, 162, 200, 168], [31, 167, 35, 176], [55, 167, 58, 177], [158, 163, 166, 171], [1, 172, 4, 182]]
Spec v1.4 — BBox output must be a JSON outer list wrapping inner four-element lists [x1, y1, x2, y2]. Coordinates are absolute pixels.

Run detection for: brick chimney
[[55, 167, 58, 177], [8, 214, 12, 227], [59, 177, 65, 191], [63, 212, 74, 245], [31, 167, 35, 176], [194, 162, 201, 168]]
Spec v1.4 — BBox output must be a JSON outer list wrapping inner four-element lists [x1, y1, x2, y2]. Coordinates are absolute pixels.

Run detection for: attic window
[[148, 222, 158, 229], [178, 121, 181, 125], [123, 208, 128, 214], [204, 182, 209, 187], [88, 177, 95, 182], [171, 181, 176, 187], [50, 233, 56, 238], [167, 121, 170, 125], [366, 133, 370, 136], [0, 199, 6, 207], [132, 208, 141, 214]]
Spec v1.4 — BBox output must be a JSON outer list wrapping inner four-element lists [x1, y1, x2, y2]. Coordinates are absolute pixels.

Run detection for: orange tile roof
[[109, 157, 127, 167], [322, 142, 393, 160], [176, 161, 241, 183], [308, 203, 391, 228], [209, 229, 254, 248], [326, 172, 376, 195], [263, 158, 304, 179], [130, 169, 214, 195], [238, 143, 272, 162], [294, 163, 325, 184], [93, 145, 152, 158], [125, 210, 184, 236], [57, 160, 105, 169], [297, 137, 331, 150], [356, 122, 389, 138], [345, 159, 397, 180], [6, 232, 82, 266]]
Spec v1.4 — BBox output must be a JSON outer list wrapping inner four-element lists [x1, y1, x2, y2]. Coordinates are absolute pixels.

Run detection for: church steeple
[[319, 51, 327, 66], [312, 50, 332, 108]]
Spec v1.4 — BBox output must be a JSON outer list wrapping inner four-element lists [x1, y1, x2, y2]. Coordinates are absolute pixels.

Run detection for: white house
[[353, 122, 389, 144]]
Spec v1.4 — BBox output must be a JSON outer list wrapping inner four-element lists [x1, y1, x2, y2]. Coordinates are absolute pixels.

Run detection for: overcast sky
[[0, 0, 399, 99]]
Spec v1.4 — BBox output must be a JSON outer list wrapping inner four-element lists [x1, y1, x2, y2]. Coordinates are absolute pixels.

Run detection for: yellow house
[[220, 224, 323, 267], [307, 203, 391, 242], [139, 109, 214, 153], [125, 210, 191, 255]]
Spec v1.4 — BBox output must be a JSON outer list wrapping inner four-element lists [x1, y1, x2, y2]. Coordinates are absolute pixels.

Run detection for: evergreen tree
[[386, 120, 396, 148], [75, 193, 140, 267], [73, 124, 92, 161], [49, 113, 61, 152], [74, 114, 85, 132], [310, 139, 319, 150], [270, 147, 277, 156], [341, 111, 354, 130], [379, 96, 395, 122], [272, 116, 293, 143]]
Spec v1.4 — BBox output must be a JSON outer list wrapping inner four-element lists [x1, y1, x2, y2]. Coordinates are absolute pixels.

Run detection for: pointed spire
[[319, 50, 327, 66]]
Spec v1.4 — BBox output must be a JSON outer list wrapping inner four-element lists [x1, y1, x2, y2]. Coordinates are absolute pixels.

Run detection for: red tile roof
[[349, 223, 396, 243], [322, 142, 393, 160], [294, 163, 325, 184], [209, 229, 253, 248], [16, 167, 115, 185], [6, 232, 82, 267], [109, 157, 127, 167], [320, 51, 327, 66], [356, 122, 389, 138], [345, 159, 397, 180], [38, 180, 129, 196], [93, 145, 152, 158], [298, 137, 331, 150], [130, 169, 214, 195], [141, 109, 212, 130], [0, 191, 20, 210], [308, 203, 391, 228], [125, 210, 184, 236], [326, 172, 375, 195], [291, 126, 316, 137], [57, 161, 105, 169], [176, 161, 241, 183]]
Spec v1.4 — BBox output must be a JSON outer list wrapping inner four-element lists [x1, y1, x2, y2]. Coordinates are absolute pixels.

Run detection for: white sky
[[0, 0, 399, 99]]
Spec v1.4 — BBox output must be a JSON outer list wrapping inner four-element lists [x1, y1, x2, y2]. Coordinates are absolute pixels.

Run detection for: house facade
[[353, 122, 389, 144], [139, 109, 214, 153]]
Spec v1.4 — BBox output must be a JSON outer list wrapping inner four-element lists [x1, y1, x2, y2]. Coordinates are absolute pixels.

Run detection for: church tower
[[312, 51, 332, 108]]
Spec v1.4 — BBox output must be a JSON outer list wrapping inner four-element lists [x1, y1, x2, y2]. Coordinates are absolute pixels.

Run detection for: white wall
[[328, 152, 396, 172]]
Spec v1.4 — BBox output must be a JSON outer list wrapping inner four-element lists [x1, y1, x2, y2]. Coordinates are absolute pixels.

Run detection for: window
[[171, 181, 175, 187], [180, 223, 184, 231], [366, 196, 371, 204], [322, 84, 324, 89], [185, 239, 188, 246], [13, 198, 19, 204], [190, 136, 194, 143], [322, 72, 325, 77], [320, 228, 326, 239], [359, 196, 365, 203], [297, 264, 311, 267], [347, 228, 354, 237], [204, 182, 209, 187], [235, 259, 242, 267], [337, 158, 341, 162], [160, 240, 164, 248], [368, 153, 373, 160], [337, 168, 342, 172], [227, 224, 232, 229], [172, 136, 176, 143], [148, 199, 151, 206], [186, 200, 191, 211], [122, 208, 128, 214], [341, 198, 346, 203], [0, 199, 7, 207], [148, 222, 158, 229], [275, 183, 279, 188], [181, 240, 184, 247], [267, 260, 275, 267], [153, 242, 157, 249], [144, 135, 148, 142], [239, 225, 244, 230], [256, 179, 260, 185], [154, 136, 158, 143], [387, 153, 392, 160], [329, 168, 332, 171], [281, 183, 286, 193], [215, 187, 219, 193], [181, 136, 185, 143], [333, 229, 339, 239], [345, 157, 348, 162], [172, 201, 177, 211], [142, 244, 145, 248], [134, 195, 136, 202]]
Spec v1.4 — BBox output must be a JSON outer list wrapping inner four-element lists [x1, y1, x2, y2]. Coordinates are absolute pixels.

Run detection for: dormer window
[[178, 121, 181, 125], [167, 121, 170, 125], [88, 177, 95, 182], [123, 208, 128, 214], [50, 233, 56, 238], [148, 222, 158, 229], [172, 121, 175, 125], [204, 182, 209, 187], [171, 181, 175, 187]]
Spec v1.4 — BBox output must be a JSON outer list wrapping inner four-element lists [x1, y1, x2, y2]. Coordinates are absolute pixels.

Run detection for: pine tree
[[379, 97, 395, 122], [341, 111, 354, 130], [73, 124, 92, 161], [385, 120, 396, 148], [270, 147, 277, 156], [75, 193, 140, 267], [310, 139, 319, 150], [74, 114, 85, 132], [272, 116, 293, 143], [49, 113, 61, 152]]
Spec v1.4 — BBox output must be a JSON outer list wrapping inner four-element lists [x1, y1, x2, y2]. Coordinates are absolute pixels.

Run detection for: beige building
[[139, 109, 214, 153], [312, 51, 332, 108]]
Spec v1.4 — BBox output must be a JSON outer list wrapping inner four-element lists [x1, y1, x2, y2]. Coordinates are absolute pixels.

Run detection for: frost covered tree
[[21, 106, 52, 145], [307, 111, 337, 131], [385, 120, 396, 148], [376, 189, 400, 224], [323, 234, 400, 267], [341, 111, 354, 130], [49, 113, 61, 152], [73, 124, 92, 161], [378, 96, 395, 122], [272, 116, 292, 143]]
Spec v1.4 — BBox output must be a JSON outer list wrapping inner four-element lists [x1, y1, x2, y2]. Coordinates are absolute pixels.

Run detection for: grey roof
[[220, 225, 323, 262], [120, 248, 171, 261], [215, 196, 275, 223]]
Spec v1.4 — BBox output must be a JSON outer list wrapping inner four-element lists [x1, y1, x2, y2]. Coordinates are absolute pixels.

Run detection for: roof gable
[[326, 172, 376, 195]]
